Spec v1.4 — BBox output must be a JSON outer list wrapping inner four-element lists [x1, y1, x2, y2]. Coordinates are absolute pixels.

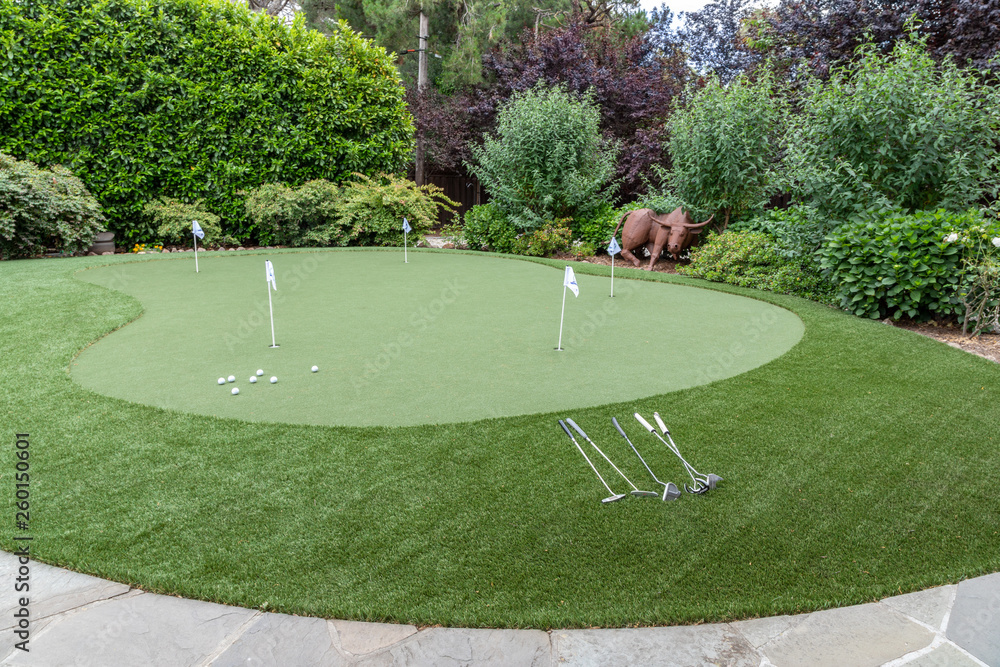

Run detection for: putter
[[565, 418, 659, 498], [559, 420, 626, 503], [634, 413, 722, 494], [612, 417, 681, 501]]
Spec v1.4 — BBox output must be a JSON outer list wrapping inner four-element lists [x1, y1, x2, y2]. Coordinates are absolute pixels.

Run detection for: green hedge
[[0, 0, 414, 242]]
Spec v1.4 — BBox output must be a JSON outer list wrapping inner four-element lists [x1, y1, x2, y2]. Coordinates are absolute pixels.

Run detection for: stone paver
[[730, 613, 801, 649], [946, 572, 1000, 667], [762, 602, 934, 667], [211, 613, 344, 666], [903, 641, 985, 667], [882, 585, 957, 630], [332, 619, 419, 656], [3, 590, 256, 667], [0, 552, 129, 629], [357, 627, 551, 667], [552, 626, 759, 667]]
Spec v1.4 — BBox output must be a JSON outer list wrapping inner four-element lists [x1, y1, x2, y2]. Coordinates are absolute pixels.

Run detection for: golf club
[[653, 412, 723, 493], [634, 413, 721, 494], [558, 420, 627, 503], [565, 418, 659, 498], [612, 417, 681, 501]]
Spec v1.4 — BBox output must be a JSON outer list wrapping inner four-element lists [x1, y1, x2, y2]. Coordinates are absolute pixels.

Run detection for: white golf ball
[[228, 375, 236, 383], [311, 365, 319, 373], [249, 376, 257, 384], [270, 376, 277, 384], [256, 369, 264, 376], [218, 377, 226, 385], [231, 387, 239, 395]]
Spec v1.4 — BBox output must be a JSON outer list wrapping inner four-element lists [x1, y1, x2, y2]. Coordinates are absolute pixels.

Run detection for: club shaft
[[613, 418, 662, 486], [565, 418, 639, 491], [559, 421, 616, 496]]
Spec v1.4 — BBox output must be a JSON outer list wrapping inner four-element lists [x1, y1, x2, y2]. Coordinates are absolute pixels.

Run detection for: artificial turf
[[72, 251, 802, 426], [2, 247, 999, 629]]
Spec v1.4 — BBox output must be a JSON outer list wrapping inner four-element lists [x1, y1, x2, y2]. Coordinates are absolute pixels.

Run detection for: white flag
[[607, 237, 621, 256], [192, 221, 205, 239], [564, 266, 579, 297], [402, 217, 412, 233], [265, 260, 277, 291]]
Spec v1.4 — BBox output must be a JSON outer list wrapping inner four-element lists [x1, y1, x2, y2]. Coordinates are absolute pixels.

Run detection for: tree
[[783, 32, 1000, 219], [475, 20, 689, 197], [666, 70, 787, 227], [673, 0, 759, 82], [467, 83, 619, 228]]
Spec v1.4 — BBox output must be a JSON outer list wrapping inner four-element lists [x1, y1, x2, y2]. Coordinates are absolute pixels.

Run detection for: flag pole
[[193, 233, 199, 273], [610, 253, 614, 297], [404, 230, 408, 264], [267, 283, 277, 348], [556, 282, 567, 351]]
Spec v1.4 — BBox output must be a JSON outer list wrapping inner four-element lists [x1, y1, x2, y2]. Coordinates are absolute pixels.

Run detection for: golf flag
[[192, 221, 205, 239], [265, 260, 277, 291], [564, 266, 579, 297], [402, 217, 412, 233], [607, 237, 621, 256]]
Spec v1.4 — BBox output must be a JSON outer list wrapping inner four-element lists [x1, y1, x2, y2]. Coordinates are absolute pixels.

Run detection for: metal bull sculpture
[[611, 207, 715, 270]]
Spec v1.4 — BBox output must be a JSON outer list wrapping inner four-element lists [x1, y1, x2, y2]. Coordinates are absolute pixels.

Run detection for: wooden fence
[[427, 174, 487, 227]]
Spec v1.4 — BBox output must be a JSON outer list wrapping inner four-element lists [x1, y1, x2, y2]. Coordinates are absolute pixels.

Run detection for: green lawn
[[2, 247, 999, 629]]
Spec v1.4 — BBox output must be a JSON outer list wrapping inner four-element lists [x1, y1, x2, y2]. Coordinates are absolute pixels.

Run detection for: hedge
[[0, 0, 414, 242]]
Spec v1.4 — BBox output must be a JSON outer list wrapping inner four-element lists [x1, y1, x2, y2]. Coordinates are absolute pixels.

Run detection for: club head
[[602, 493, 628, 503], [685, 482, 709, 495], [662, 483, 681, 501], [706, 474, 723, 490], [630, 490, 660, 498]]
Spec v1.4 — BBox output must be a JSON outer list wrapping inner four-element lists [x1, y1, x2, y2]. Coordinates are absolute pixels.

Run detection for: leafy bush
[[954, 217, 1000, 335], [0, 153, 106, 259], [511, 220, 574, 257], [459, 203, 519, 253], [0, 0, 414, 242], [681, 230, 835, 302], [244, 180, 344, 247], [784, 32, 1000, 219], [666, 70, 786, 227], [336, 173, 458, 247], [819, 208, 988, 320], [468, 83, 619, 229], [144, 198, 221, 247], [573, 202, 621, 248], [729, 204, 835, 259]]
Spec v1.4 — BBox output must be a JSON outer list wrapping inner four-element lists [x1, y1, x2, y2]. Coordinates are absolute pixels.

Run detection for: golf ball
[[256, 369, 264, 376], [227, 375, 236, 383], [311, 365, 319, 373], [249, 376, 257, 384], [217, 377, 226, 385], [270, 376, 277, 384], [231, 387, 239, 395]]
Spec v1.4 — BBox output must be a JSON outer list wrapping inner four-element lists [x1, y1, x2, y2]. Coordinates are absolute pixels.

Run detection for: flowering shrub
[[681, 230, 835, 303], [130, 243, 163, 254], [953, 210, 1000, 335], [819, 208, 984, 320]]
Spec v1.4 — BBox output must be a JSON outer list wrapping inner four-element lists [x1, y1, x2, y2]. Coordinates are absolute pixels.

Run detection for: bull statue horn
[[685, 213, 715, 229]]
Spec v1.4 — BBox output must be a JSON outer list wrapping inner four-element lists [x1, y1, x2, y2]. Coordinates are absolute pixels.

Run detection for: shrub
[[245, 180, 347, 247], [467, 83, 619, 229], [512, 220, 574, 257], [336, 173, 458, 247], [681, 230, 835, 302], [784, 32, 1000, 219], [666, 70, 787, 228], [144, 198, 222, 247], [0, 153, 106, 259], [0, 0, 414, 242], [459, 203, 519, 253], [819, 208, 989, 320], [573, 202, 621, 249], [730, 204, 835, 259], [955, 219, 1000, 335]]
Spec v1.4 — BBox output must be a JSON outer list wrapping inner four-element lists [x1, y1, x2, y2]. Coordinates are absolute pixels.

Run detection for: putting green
[[73, 251, 803, 426]]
